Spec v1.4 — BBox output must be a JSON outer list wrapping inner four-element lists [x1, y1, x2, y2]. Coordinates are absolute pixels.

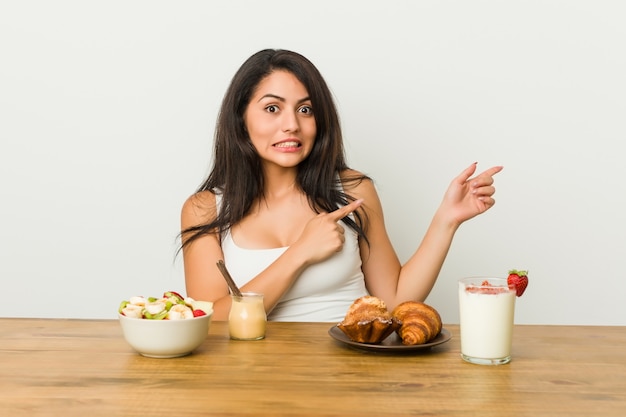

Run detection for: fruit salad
[[119, 290, 213, 320]]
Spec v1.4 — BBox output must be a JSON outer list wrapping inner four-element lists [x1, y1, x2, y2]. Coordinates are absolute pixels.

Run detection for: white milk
[[458, 278, 516, 364]]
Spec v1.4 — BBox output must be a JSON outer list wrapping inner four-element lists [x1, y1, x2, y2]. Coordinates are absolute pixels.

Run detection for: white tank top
[[217, 193, 368, 322]]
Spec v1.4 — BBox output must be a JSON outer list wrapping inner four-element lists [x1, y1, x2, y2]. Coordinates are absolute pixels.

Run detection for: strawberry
[[507, 269, 529, 297], [193, 309, 207, 317]]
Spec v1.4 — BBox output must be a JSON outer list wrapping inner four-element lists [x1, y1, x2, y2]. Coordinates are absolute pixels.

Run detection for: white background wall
[[1, 1, 625, 325]]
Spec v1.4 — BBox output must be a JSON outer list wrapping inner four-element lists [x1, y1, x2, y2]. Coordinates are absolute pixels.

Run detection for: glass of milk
[[228, 292, 267, 341], [458, 277, 516, 365]]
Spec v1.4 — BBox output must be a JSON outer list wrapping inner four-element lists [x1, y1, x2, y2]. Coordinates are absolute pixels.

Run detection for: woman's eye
[[265, 105, 279, 113], [298, 105, 313, 115]]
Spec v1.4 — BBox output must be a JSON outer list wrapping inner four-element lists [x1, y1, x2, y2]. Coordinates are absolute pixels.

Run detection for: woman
[[180, 49, 502, 322]]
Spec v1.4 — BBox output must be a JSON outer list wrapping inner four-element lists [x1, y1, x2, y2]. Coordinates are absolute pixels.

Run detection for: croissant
[[337, 296, 401, 344], [391, 301, 442, 345]]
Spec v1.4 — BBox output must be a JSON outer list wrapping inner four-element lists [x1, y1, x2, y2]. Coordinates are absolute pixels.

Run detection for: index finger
[[478, 165, 504, 178], [328, 199, 364, 222]]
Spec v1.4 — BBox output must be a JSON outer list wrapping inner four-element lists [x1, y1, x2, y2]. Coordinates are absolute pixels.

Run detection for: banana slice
[[167, 304, 194, 320]]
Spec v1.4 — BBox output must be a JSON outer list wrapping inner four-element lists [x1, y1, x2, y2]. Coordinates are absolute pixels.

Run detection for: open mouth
[[273, 141, 301, 148]]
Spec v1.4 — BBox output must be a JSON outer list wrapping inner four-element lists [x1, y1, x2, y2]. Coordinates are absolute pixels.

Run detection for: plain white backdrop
[[1, 1, 624, 325]]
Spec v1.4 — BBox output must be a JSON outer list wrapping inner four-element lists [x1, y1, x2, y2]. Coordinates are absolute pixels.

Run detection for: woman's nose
[[281, 111, 299, 132]]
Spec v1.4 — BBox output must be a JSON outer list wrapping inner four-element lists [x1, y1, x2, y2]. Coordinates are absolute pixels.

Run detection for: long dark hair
[[180, 49, 369, 250]]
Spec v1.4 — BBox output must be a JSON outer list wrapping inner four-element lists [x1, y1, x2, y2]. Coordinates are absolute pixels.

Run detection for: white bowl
[[118, 312, 212, 358]]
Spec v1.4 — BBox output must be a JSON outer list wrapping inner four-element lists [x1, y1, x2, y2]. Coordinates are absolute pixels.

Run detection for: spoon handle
[[216, 260, 243, 298]]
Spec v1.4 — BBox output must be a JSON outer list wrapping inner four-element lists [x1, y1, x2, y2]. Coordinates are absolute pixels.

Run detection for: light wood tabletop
[[1, 318, 625, 416]]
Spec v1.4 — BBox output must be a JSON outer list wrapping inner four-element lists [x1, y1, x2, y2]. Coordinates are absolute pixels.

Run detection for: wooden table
[[1, 319, 625, 416]]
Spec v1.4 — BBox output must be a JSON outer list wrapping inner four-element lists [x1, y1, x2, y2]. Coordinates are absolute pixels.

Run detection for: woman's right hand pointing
[[291, 199, 364, 265]]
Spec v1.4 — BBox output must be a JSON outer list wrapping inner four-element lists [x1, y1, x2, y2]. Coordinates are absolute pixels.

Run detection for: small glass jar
[[228, 292, 267, 340]]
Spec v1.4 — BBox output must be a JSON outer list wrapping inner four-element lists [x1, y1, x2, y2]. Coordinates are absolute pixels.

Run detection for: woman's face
[[244, 70, 316, 170]]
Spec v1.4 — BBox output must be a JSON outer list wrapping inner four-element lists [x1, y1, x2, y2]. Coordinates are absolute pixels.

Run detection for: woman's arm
[[356, 163, 502, 310], [181, 192, 232, 318]]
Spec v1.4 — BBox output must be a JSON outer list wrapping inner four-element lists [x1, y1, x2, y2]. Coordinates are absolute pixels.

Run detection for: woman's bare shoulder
[[340, 168, 376, 196], [181, 190, 218, 226]]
